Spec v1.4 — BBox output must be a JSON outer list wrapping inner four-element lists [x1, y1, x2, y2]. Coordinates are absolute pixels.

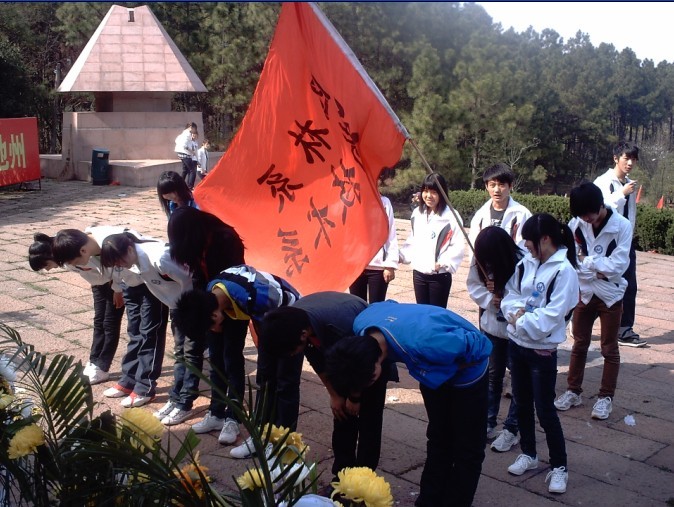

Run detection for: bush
[[385, 187, 674, 255]]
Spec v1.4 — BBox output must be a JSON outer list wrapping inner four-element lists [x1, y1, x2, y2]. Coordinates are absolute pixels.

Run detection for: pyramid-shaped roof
[[58, 4, 207, 93]]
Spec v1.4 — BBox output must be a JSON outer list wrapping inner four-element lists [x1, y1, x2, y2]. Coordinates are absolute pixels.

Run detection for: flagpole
[[407, 137, 488, 280]]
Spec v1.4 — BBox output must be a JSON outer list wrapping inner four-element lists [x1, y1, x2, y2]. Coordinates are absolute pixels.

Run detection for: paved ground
[[1, 179, 673, 506]]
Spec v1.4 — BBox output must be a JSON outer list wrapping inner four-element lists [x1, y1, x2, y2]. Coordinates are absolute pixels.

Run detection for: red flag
[[195, 2, 408, 295], [635, 184, 642, 204], [657, 195, 664, 209]]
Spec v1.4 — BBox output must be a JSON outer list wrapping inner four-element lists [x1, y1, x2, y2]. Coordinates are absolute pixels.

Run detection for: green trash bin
[[91, 148, 110, 185]]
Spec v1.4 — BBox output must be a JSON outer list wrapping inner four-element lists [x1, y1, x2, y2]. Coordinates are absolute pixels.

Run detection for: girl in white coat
[[500, 213, 579, 494], [400, 173, 465, 308]]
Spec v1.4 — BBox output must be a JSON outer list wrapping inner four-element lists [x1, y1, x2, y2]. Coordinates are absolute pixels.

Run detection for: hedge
[[390, 190, 674, 255]]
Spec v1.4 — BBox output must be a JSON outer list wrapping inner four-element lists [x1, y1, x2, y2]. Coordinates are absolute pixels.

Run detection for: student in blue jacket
[[324, 300, 492, 507]]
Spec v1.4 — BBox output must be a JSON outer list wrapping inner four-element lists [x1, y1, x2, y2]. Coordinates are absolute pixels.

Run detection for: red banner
[[0, 117, 40, 187], [195, 3, 408, 295]]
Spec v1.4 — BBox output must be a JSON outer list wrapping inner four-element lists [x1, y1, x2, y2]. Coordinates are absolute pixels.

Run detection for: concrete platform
[[1, 179, 673, 506]]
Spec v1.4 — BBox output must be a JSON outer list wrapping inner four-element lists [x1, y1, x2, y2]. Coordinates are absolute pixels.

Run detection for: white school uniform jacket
[[594, 168, 637, 231], [197, 147, 209, 174], [399, 206, 465, 275], [466, 261, 507, 339], [131, 241, 192, 309], [70, 226, 144, 290], [174, 129, 192, 157], [468, 196, 532, 249], [568, 210, 632, 308], [501, 248, 579, 349], [365, 196, 399, 271]]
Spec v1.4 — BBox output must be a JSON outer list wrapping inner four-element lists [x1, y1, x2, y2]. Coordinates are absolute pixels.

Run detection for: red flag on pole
[[635, 184, 642, 204], [657, 195, 664, 209], [195, 2, 409, 295]]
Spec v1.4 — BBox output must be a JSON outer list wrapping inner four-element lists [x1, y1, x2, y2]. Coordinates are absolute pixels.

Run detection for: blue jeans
[[486, 333, 518, 434], [169, 309, 206, 410], [416, 373, 488, 507], [509, 340, 567, 469], [119, 284, 168, 397]]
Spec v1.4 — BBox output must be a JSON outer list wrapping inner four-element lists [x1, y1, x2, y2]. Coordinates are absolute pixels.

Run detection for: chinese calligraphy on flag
[[0, 117, 40, 187], [195, 2, 409, 295]]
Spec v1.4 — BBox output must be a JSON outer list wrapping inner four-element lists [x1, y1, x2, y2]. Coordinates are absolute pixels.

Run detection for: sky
[[477, 2, 674, 64]]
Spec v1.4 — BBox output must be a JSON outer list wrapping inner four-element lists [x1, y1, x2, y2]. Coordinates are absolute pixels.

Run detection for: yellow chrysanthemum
[[7, 424, 46, 459], [236, 468, 266, 490], [0, 393, 14, 409], [331, 467, 393, 507], [263, 423, 310, 464], [119, 407, 163, 450], [176, 451, 211, 499]]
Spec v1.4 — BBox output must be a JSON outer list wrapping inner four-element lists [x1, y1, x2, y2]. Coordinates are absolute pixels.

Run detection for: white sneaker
[[491, 428, 520, 452], [86, 365, 110, 385], [120, 393, 155, 408], [153, 401, 176, 419], [83, 361, 94, 375], [230, 436, 273, 459], [591, 397, 613, 420], [103, 384, 132, 398], [191, 412, 225, 434], [218, 418, 240, 445], [161, 407, 193, 426], [554, 390, 582, 411], [508, 454, 539, 476], [546, 466, 568, 493]]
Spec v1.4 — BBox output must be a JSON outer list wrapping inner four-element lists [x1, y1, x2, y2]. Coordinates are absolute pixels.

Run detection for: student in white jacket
[[554, 183, 632, 421], [400, 172, 465, 308], [467, 226, 524, 453], [469, 162, 531, 249], [29, 226, 142, 386], [349, 194, 399, 303], [500, 213, 580, 495], [99, 232, 193, 409]]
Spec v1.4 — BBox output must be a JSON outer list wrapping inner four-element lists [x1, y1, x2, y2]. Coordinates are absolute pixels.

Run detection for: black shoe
[[618, 336, 647, 347]]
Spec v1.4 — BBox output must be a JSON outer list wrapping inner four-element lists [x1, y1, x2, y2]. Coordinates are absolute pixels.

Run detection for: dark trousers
[[119, 284, 168, 397], [486, 333, 518, 434], [416, 373, 488, 507], [349, 269, 389, 303], [207, 318, 248, 421], [509, 341, 567, 469], [169, 309, 206, 410], [413, 270, 452, 308], [90, 282, 124, 372], [180, 157, 196, 189], [331, 367, 389, 476], [255, 343, 304, 431], [620, 243, 637, 330], [568, 295, 621, 398]]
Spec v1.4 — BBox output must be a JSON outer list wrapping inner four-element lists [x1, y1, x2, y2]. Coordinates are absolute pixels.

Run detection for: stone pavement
[[1, 179, 673, 506]]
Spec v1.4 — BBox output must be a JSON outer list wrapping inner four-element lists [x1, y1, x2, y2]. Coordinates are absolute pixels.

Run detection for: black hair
[[173, 289, 219, 341], [473, 226, 523, 293], [613, 141, 639, 161], [185, 122, 198, 131], [156, 171, 194, 218], [521, 213, 577, 268], [257, 306, 311, 357], [482, 162, 514, 185], [569, 182, 605, 217], [28, 233, 55, 271], [324, 335, 382, 396], [167, 207, 245, 286], [419, 172, 449, 214], [99, 232, 155, 269], [52, 229, 90, 266]]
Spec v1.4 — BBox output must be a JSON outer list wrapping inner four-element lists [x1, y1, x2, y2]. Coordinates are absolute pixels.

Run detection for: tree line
[[1, 2, 673, 201]]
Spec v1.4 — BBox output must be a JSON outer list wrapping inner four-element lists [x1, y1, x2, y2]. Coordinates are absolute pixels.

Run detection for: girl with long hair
[[501, 213, 579, 494], [156, 171, 196, 219], [400, 172, 465, 308], [467, 226, 523, 453]]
